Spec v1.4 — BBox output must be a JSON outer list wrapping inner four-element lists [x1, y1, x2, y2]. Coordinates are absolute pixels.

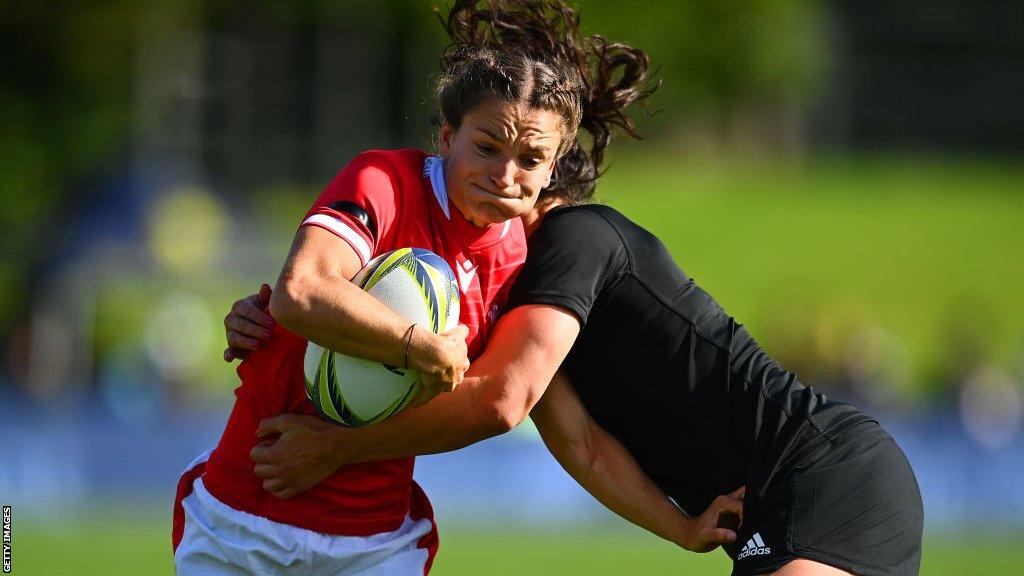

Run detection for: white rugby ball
[[304, 248, 459, 426]]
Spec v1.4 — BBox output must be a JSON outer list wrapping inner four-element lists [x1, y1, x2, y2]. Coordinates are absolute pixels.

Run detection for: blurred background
[[2, 0, 1023, 574]]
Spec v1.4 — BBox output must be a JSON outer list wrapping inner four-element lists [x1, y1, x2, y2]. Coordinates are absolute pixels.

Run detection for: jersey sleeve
[[301, 150, 401, 266], [507, 207, 629, 325]]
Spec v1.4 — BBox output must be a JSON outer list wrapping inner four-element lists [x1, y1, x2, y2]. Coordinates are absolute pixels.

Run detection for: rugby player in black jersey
[[221, 2, 923, 574]]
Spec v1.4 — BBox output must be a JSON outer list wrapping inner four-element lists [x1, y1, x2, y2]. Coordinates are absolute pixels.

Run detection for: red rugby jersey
[[202, 149, 527, 535]]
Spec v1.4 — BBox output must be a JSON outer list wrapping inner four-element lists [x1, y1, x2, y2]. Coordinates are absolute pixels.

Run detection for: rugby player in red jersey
[[171, 30, 593, 576]]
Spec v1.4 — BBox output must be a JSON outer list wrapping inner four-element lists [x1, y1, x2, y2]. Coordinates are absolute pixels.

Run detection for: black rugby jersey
[[508, 204, 873, 515]]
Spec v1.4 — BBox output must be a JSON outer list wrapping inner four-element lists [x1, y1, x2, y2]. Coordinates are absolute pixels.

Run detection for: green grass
[[10, 514, 1020, 575], [598, 153, 1024, 395]]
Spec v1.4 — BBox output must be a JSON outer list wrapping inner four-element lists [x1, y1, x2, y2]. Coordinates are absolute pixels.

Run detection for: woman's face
[[440, 99, 563, 227]]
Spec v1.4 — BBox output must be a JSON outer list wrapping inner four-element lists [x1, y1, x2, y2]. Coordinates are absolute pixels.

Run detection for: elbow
[[494, 403, 529, 435], [480, 395, 530, 436], [552, 424, 598, 475], [269, 271, 309, 328], [565, 432, 598, 473]]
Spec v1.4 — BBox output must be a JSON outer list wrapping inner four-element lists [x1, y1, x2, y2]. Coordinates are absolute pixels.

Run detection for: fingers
[[444, 323, 470, 340], [250, 443, 272, 464], [223, 293, 274, 363], [225, 305, 274, 340], [432, 365, 466, 394], [226, 330, 266, 352], [410, 386, 440, 408], [256, 415, 287, 438], [712, 494, 744, 532], [238, 293, 274, 323], [261, 478, 297, 500], [253, 463, 276, 479], [445, 368, 466, 393], [703, 527, 738, 545], [224, 347, 246, 362], [728, 485, 746, 501], [715, 494, 744, 517], [274, 486, 298, 500], [257, 283, 273, 310]]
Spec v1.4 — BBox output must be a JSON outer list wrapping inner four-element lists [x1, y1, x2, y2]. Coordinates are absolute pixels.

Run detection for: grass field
[[599, 153, 1024, 394], [10, 514, 1020, 575]]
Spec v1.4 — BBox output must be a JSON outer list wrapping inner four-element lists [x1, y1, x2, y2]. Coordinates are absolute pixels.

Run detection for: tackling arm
[[328, 303, 579, 460], [251, 304, 580, 497], [530, 372, 745, 553], [530, 371, 691, 547]]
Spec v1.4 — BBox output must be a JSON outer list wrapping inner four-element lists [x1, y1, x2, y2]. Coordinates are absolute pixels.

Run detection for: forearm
[[327, 374, 510, 465], [323, 306, 581, 466], [531, 373, 691, 547], [269, 227, 446, 373], [556, 425, 690, 546], [273, 268, 428, 368]]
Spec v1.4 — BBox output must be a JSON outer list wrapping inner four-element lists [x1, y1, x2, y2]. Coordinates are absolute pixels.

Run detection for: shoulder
[[520, 204, 632, 284], [344, 148, 428, 178], [323, 149, 430, 207], [532, 205, 627, 254], [542, 204, 629, 231]]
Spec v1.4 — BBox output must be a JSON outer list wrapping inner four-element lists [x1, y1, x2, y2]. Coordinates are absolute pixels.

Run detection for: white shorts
[[173, 454, 434, 576]]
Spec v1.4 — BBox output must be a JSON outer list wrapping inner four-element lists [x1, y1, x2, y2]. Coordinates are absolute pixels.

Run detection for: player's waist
[[203, 442, 417, 536], [202, 398, 417, 535]]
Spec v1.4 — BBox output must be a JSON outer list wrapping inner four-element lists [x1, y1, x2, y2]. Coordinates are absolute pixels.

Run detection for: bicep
[[467, 304, 580, 418], [281, 225, 364, 284]]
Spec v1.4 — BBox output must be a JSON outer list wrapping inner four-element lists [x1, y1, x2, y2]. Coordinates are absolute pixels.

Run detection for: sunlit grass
[[11, 513, 1019, 575], [599, 153, 1024, 395]]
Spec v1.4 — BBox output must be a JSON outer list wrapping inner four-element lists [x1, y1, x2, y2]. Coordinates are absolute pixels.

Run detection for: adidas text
[[737, 532, 771, 560]]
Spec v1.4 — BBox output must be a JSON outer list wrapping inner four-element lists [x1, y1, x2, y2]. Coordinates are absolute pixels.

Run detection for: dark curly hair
[[436, 0, 658, 204]]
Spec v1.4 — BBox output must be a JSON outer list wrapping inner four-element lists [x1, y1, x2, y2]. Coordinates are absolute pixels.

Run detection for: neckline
[[424, 156, 514, 251]]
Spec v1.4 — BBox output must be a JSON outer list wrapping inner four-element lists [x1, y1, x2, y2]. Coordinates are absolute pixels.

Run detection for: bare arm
[[530, 372, 745, 553], [251, 304, 581, 497], [270, 226, 468, 395], [530, 371, 691, 546]]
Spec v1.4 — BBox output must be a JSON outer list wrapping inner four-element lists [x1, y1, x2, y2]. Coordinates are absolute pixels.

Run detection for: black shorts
[[725, 421, 923, 576]]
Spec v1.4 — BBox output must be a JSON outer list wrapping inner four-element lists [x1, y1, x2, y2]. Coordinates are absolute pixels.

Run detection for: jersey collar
[[424, 156, 451, 219], [424, 155, 513, 248]]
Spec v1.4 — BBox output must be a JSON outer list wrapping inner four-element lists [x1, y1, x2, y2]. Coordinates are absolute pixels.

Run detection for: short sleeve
[[507, 207, 629, 325], [301, 150, 401, 266]]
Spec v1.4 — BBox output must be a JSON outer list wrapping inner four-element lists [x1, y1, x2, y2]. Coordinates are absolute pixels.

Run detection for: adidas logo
[[737, 532, 771, 560]]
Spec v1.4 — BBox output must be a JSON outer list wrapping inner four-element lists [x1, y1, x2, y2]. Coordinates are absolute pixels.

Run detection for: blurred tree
[[577, 0, 827, 140], [0, 0, 149, 337]]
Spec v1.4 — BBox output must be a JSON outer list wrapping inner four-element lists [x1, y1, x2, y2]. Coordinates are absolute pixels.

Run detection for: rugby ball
[[304, 248, 459, 426]]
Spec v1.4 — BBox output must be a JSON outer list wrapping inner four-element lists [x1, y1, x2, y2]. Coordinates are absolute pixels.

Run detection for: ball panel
[[360, 248, 414, 291], [332, 354, 418, 422], [411, 248, 451, 279], [412, 248, 458, 333], [317, 352, 348, 425], [403, 262, 442, 333], [351, 252, 387, 289], [365, 271, 432, 329], [304, 341, 325, 388], [304, 346, 327, 417]]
